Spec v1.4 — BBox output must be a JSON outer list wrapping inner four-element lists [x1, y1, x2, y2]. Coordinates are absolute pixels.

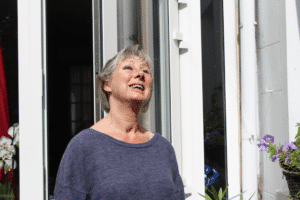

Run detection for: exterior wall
[[256, 0, 289, 198], [286, 0, 300, 141]]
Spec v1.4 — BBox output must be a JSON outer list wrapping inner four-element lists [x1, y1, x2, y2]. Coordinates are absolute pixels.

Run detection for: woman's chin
[[114, 93, 150, 107], [129, 93, 149, 102]]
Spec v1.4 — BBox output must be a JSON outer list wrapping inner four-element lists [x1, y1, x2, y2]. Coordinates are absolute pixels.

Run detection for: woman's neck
[[105, 98, 144, 135]]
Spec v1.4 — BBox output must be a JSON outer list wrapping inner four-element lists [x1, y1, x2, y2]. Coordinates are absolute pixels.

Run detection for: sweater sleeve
[[168, 145, 185, 200], [54, 135, 89, 200]]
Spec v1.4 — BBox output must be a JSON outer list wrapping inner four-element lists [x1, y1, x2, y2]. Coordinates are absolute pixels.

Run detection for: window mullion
[[169, 0, 205, 198]]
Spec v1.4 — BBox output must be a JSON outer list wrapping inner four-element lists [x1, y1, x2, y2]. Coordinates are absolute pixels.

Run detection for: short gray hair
[[96, 45, 153, 114]]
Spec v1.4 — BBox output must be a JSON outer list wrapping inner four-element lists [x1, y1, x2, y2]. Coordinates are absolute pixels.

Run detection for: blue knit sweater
[[54, 128, 185, 200]]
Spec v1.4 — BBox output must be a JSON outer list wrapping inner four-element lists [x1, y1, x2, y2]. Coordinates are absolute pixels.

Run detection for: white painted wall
[[240, 0, 259, 198], [286, 0, 300, 141], [224, 1, 242, 198], [256, 0, 290, 198]]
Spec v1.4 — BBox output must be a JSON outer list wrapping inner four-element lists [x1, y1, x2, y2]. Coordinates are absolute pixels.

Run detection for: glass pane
[[0, 2, 19, 198], [70, 104, 82, 121], [71, 122, 78, 136], [82, 85, 92, 103], [84, 121, 93, 129], [153, 0, 171, 141], [117, 0, 139, 50], [201, 0, 227, 198], [70, 85, 81, 103], [71, 122, 86, 136], [70, 66, 81, 84], [82, 66, 92, 84], [82, 103, 92, 121], [47, 0, 94, 198]]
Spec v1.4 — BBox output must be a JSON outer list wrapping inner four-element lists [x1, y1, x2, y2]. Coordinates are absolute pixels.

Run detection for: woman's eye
[[123, 66, 132, 70], [143, 70, 150, 74]]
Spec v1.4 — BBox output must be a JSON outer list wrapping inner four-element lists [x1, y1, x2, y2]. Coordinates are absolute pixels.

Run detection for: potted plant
[[198, 184, 255, 200], [0, 123, 19, 200], [257, 123, 300, 199]]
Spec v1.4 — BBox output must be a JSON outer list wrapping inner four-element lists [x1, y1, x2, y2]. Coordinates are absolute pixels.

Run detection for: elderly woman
[[54, 45, 185, 199]]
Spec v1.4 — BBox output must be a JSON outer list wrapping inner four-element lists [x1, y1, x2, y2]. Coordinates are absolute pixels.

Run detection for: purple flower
[[290, 142, 298, 150], [282, 141, 297, 153], [275, 146, 283, 154], [284, 157, 291, 164], [283, 141, 291, 152], [262, 134, 275, 144], [271, 154, 280, 162], [258, 138, 269, 151], [258, 134, 275, 151]]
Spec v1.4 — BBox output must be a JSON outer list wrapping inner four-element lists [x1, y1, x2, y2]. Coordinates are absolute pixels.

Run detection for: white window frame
[[169, 0, 241, 199], [286, 0, 300, 141], [18, 0, 47, 199], [168, 0, 204, 198], [92, 0, 102, 122], [224, 0, 241, 198]]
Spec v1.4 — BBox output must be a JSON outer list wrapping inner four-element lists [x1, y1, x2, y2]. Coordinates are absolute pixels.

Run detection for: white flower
[[0, 136, 15, 160], [13, 134, 19, 147], [0, 149, 13, 160], [7, 127, 14, 138], [13, 123, 19, 133], [0, 136, 12, 149], [8, 124, 19, 137], [8, 124, 19, 147], [5, 144, 15, 155], [3, 159, 16, 174]]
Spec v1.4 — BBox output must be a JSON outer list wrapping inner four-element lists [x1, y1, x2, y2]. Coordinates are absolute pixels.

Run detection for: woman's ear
[[103, 80, 112, 93]]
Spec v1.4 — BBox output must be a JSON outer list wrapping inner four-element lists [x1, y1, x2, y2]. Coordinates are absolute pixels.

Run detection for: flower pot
[[280, 161, 300, 199]]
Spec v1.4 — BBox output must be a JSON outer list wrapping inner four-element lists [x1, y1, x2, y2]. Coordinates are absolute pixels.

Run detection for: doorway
[[46, 0, 93, 197]]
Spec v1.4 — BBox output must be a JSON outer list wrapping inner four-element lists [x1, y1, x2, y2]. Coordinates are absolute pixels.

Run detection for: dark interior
[[47, 0, 93, 196]]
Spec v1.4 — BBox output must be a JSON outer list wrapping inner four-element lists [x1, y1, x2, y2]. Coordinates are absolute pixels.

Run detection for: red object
[[0, 45, 10, 138], [0, 45, 17, 199]]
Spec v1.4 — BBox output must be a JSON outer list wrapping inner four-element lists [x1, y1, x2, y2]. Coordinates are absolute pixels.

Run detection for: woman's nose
[[135, 71, 145, 79]]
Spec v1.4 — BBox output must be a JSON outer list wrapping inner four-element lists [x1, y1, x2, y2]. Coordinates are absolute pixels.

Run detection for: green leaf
[[199, 193, 213, 200], [218, 188, 223, 200], [206, 185, 219, 200], [221, 185, 228, 198], [0, 181, 13, 196]]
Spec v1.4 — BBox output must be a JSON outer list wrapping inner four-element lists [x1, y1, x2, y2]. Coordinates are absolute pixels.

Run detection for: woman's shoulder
[[66, 129, 101, 151], [154, 133, 176, 152], [71, 128, 97, 141]]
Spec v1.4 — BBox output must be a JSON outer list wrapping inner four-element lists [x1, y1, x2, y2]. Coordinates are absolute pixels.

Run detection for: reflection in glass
[[201, 0, 227, 197], [153, 0, 171, 141]]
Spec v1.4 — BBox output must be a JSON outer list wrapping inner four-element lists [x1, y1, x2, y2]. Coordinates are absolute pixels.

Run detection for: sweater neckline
[[88, 128, 159, 148]]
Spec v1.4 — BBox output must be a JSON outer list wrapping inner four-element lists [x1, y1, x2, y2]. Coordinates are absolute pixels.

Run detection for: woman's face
[[103, 55, 152, 105]]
